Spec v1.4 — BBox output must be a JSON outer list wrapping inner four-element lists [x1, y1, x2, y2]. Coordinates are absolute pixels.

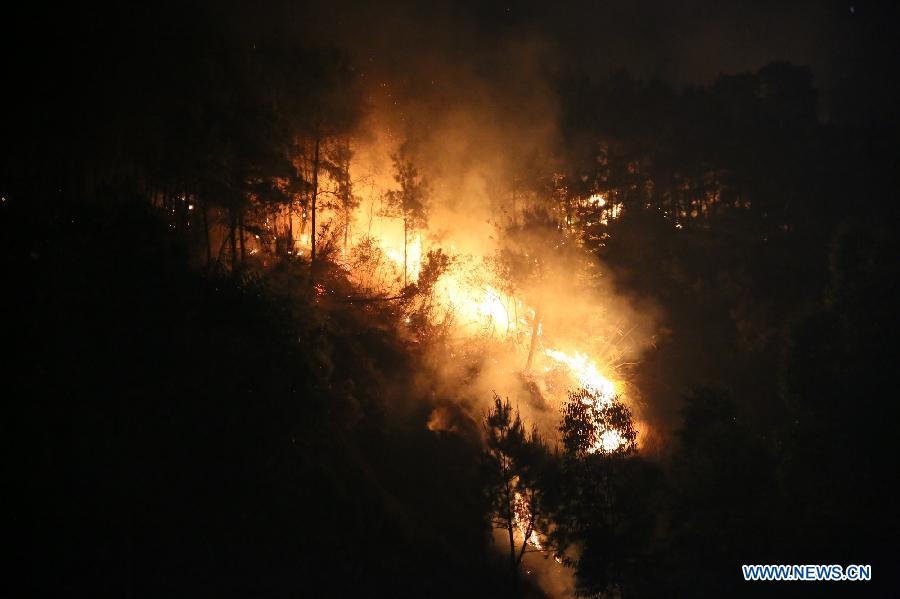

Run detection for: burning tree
[[385, 143, 429, 288], [560, 388, 637, 457], [482, 394, 554, 595], [553, 388, 657, 598], [285, 50, 362, 266], [493, 207, 572, 371], [322, 137, 360, 252]]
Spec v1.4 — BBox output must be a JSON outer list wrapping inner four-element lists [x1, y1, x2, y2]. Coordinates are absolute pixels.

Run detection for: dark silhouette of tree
[[385, 143, 429, 288], [663, 388, 774, 596], [778, 222, 899, 572], [552, 388, 659, 598], [322, 137, 360, 252], [494, 208, 567, 371], [482, 394, 553, 596], [560, 389, 638, 457], [4, 195, 516, 599], [295, 52, 363, 267]]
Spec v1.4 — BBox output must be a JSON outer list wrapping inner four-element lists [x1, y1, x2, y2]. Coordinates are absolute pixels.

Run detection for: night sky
[[291, 0, 897, 120]]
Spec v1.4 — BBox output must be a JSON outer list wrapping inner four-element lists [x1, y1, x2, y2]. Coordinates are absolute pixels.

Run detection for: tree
[[776, 222, 899, 570], [322, 137, 360, 252], [494, 208, 564, 371], [664, 388, 773, 596], [482, 394, 552, 596], [552, 388, 658, 598], [560, 389, 637, 458], [293, 52, 363, 267], [385, 143, 429, 287]]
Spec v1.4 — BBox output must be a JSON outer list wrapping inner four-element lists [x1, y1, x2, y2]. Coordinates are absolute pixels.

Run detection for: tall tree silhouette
[[553, 388, 658, 597], [482, 394, 552, 596], [385, 143, 429, 287]]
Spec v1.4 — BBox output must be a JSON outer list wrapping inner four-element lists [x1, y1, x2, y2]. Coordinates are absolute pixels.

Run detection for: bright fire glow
[[384, 232, 423, 284], [263, 136, 639, 456], [544, 348, 628, 452], [589, 193, 607, 206], [597, 429, 625, 453], [433, 275, 518, 334], [543, 348, 616, 404], [514, 490, 542, 550]]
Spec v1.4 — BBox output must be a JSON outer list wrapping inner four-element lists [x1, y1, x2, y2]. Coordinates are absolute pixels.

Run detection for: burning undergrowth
[[231, 73, 661, 454], [348, 128, 658, 451], [309, 124, 661, 453]]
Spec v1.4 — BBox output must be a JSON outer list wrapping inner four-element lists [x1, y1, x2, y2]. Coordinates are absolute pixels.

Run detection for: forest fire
[[543, 348, 626, 453], [12, 0, 894, 596], [383, 232, 423, 284], [261, 130, 642, 455], [433, 278, 519, 334], [543, 348, 617, 404], [513, 490, 542, 550]]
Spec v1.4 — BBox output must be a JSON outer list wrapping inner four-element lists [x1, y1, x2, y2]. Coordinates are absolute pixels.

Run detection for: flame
[[298, 232, 310, 256], [543, 348, 616, 404], [513, 490, 542, 550], [543, 348, 629, 453], [265, 135, 640, 457], [383, 232, 422, 283], [433, 275, 517, 334], [477, 286, 510, 328], [597, 428, 625, 453], [585, 192, 623, 226], [588, 193, 606, 207]]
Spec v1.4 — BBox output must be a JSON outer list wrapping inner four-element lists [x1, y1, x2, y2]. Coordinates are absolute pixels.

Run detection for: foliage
[[560, 389, 638, 458], [3, 200, 514, 598], [482, 395, 554, 592], [385, 143, 430, 230], [550, 388, 657, 597]]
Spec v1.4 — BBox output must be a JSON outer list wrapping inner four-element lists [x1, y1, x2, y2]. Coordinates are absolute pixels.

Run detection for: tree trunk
[[505, 483, 520, 597], [525, 308, 542, 372], [403, 215, 408, 287], [344, 207, 349, 252], [508, 522, 519, 597], [202, 196, 211, 267], [311, 129, 321, 265], [229, 208, 238, 271], [288, 198, 294, 255], [239, 211, 246, 264]]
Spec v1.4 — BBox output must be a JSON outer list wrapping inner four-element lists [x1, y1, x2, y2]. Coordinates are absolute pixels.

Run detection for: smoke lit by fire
[[257, 125, 654, 455]]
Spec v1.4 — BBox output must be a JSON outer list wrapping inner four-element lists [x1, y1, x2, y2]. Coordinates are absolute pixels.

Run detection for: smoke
[[274, 5, 847, 592], [288, 0, 848, 440], [490, 529, 578, 599], [321, 23, 656, 447], [296, 0, 839, 87], [291, 5, 662, 595], [288, 0, 664, 437]]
